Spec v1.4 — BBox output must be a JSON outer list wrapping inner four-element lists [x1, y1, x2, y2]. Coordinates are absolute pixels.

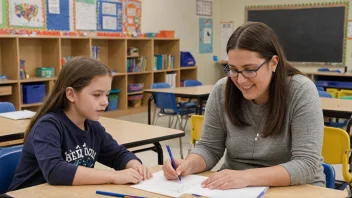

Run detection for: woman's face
[[227, 49, 278, 104]]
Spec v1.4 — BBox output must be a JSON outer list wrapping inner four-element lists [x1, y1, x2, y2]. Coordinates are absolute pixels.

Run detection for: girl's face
[[67, 75, 112, 121], [227, 49, 278, 104]]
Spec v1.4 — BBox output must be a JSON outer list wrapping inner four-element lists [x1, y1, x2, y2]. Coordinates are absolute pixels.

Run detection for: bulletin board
[[124, 0, 141, 33], [46, 0, 70, 31], [0, 0, 143, 34], [199, 17, 213, 54], [75, 0, 97, 30], [8, 0, 46, 29], [97, 0, 123, 32]]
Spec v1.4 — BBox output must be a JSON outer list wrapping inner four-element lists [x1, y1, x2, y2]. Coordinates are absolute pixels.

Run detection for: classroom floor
[[96, 112, 345, 182]]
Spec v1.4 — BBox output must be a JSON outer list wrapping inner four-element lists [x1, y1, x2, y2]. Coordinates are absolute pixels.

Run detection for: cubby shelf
[[0, 36, 197, 117]]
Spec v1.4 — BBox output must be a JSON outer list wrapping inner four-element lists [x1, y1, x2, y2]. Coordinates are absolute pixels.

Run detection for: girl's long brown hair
[[225, 22, 303, 137], [24, 56, 111, 141]]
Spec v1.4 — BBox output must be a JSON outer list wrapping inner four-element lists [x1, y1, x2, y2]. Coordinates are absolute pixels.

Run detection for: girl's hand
[[111, 168, 143, 184]]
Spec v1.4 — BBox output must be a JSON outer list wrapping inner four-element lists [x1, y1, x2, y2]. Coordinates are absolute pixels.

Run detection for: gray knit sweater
[[191, 75, 325, 186]]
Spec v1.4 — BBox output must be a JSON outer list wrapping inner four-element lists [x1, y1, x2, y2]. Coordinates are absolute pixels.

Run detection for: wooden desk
[[6, 166, 347, 198], [0, 117, 184, 165], [144, 85, 214, 124], [306, 71, 352, 78]]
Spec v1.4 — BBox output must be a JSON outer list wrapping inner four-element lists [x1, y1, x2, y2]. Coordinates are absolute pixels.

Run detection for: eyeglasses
[[224, 58, 270, 78]]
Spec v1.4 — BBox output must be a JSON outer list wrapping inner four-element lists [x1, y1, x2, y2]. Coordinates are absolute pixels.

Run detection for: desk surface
[[0, 117, 184, 148], [305, 71, 352, 77], [7, 166, 347, 198], [144, 85, 214, 97], [320, 97, 352, 113]]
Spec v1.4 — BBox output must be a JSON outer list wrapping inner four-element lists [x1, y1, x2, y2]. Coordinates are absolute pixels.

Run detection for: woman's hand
[[201, 169, 249, 190], [162, 158, 193, 180]]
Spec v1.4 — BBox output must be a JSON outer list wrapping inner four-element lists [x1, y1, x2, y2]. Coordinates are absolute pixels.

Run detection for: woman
[[162, 22, 325, 189]]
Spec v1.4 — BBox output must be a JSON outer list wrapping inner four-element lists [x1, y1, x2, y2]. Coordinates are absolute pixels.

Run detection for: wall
[[141, 0, 223, 85], [219, 0, 352, 73]]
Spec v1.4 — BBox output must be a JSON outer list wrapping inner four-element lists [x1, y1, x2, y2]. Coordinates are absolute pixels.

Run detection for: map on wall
[[9, 0, 45, 28]]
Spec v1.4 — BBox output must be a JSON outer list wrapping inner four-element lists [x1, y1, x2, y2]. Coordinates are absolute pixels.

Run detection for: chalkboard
[[246, 4, 347, 64]]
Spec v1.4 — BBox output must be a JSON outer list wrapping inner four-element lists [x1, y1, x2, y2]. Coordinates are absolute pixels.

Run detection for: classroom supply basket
[[22, 83, 46, 104], [106, 89, 120, 111], [128, 94, 143, 107], [128, 83, 144, 92]]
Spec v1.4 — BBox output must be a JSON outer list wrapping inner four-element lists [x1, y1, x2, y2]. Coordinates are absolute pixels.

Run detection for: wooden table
[[0, 117, 184, 165], [321, 97, 352, 134], [144, 85, 214, 124], [5, 166, 347, 198]]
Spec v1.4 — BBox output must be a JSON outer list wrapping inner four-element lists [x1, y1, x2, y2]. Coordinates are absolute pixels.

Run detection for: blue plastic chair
[[318, 91, 332, 98], [153, 90, 196, 159], [0, 102, 15, 113], [322, 163, 336, 189], [317, 87, 324, 91], [184, 80, 202, 87], [0, 145, 23, 194]]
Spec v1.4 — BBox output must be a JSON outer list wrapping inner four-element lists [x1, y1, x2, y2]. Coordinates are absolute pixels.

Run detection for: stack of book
[[127, 57, 146, 73], [154, 54, 174, 70]]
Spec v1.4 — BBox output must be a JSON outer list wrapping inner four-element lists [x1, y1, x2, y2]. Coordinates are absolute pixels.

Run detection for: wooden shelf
[[0, 35, 196, 117], [20, 77, 57, 82], [21, 102, 43, 108], [180, 66, 197, 70], [0, 80, 18, 84], [128, 91, 143, 95], [112, 73, 127, 76], [127, 71, 152, 75]]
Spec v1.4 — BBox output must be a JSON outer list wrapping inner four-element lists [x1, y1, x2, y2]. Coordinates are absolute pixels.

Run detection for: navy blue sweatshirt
[[8, 111, 140, 191]]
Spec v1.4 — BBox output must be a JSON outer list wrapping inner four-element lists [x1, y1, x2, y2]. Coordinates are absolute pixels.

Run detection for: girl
[[163, 22, 325, 189], [9, 57, 152, 191]]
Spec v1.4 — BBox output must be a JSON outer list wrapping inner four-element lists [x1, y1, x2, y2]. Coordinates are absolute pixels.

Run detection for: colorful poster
[[9, 0, 45, 28], [199, 18, 213, 53], [124, 0, 141, 33], [97, 0, 123, 32], [75, 0, 96, 30]]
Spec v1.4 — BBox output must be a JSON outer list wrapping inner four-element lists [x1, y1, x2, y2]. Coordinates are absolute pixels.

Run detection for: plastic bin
[[22, 83, 46, 104], [128, 94, 143, 107], [160, 30, 175, 38], [145, 32, 157, 38], [106, 89, 120, 111], [128, 83, 144, 92], [36, 67, 55, 78]]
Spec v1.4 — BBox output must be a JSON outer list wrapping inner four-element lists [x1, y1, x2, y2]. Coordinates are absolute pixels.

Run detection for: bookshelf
[[0, 36, 198, 117]]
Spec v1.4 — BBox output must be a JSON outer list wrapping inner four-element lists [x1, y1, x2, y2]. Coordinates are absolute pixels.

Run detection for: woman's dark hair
[[24, 57, 111, 141], [225, 22, 303, 137]]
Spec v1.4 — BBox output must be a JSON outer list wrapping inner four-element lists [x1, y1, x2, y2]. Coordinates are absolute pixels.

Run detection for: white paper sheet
[[131, 171, 268, 198], [0, 110, 35, 120], [75, 0, 96, 30], [102, 2, 116, 15], [127, 8, 136, 16], [102, 16, 117, 30], [220, 22, 234, 61], [48, 0, 60, 14], [203, 28, 212, 44]]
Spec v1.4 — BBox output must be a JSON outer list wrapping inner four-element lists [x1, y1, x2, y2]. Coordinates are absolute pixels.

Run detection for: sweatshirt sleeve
[[191, 80, 227, 170], [279, 79, 324, 185], [97, 126, 141, 170], [32, 118, 78, 185]]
